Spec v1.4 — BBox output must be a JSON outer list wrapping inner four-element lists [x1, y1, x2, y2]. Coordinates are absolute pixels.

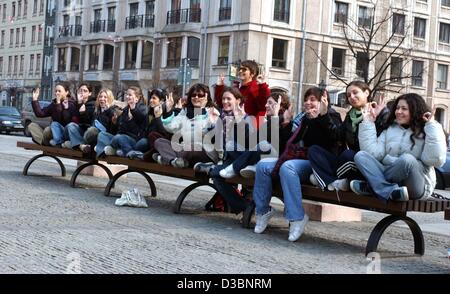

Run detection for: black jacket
[[116, 103, 148, 141], [77, 97, 97, 130]]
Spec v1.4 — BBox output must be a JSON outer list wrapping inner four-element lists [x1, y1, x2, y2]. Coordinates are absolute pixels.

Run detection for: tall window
[[129, 3, 139, 16], [411, 60, 424, 87], [392, 13, 405, 35], [146, 0, 155, 15], [274, 0, 290, 23], [125, 41, 138, 69], [58, 48, 66, 72], [0, 30, 4, 47], [332, 48, 345, 76], [172, 0, 181, 10], [390, 57, 403, 83], [39, 0, 44, 14], [167, 37, 182, 67], [2, 4, 6, 22], [12, 2, 16, 18], [439, 22, 450, 44], [443, 0, 450, 7], [103, 44, 114, 70], [71, 47, 80, 71], [89, 44, 99, 70], [107, 7, 116, 31], [18, 0, 22, 17], [31, 25, 36, 44], [218, 36, 230, 65], [36, 53, 41, 73], [0, 57, 3, 76], [10, 29, 14, 47], [29, 54, 34, 73], [437, 64, 448, 89], [187, 37, 200, 67], [141, 41, 153, 69], [23, 0, 27, 18], [414, 17, 426, 39], [21, 27, 25, 45], [32, 0, 37, 15], [334, 1, 348, 24], [272, 38, 288, 68], [358, 6, 372, 27], [94, 9, 101, 21], [19, 55, 24, 74], [356, 52, 368, 79], [219, 0, 231, 21], [14, 56, 18, 74], [37, 25, 42, 43], [8, 56, 12, 74], [15, 28, 20, 47]]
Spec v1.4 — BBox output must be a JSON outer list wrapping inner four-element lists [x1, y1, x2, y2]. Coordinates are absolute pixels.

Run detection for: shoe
[[116, 149, 125, 157], [219, 164, 236, 179], [240, 165, 257, 178], [288, 215, 309, 242], [328, 179, 349, 192], [193, 162, 215, 174], [390, 186, 409, 202], [152, 153, 161, 163], [171, 157, 189, 168], [350, 180, 372, 196], [254, 208, 275, 234], [62, 141, 72, 149], [115, 188, 148, 208], [79, 144, 91, 154], [126, 150, 144, 160], [49, 139, 59, 147], [309, 174, 319, 187], [104, 146, 116, 156]]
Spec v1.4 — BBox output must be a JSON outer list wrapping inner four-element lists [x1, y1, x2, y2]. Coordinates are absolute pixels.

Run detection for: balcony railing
[[59, 25, 82, 37], [219, 7, 231, 21], [90, 20, 116, 33], [167, 8, 201, 24], [273, 10, 290, 23], [125, 14, 155, 29]]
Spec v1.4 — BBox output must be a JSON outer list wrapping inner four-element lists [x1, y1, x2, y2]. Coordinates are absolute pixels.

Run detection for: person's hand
[[154, 105, 163, 118], [362, 103, 376, 122], [217, 73, 225, 86], [233, 104, 246, 122], [166, 92, 174, 112], [79, 104, 86, 113], [128, 99, 136, 110], [62, 99, 69, 110], [282, 105, 294, 124], [77, 93, 84, 105], [208, 107, 220, 124], [371, 93, 386, 120], [32, 88, 40, 101], [270, 96, 282, 117], [423, 111, 434, 123], [306, 107, 320, 119], [112, 113, 118, 125], [319, 91, 329, 116]]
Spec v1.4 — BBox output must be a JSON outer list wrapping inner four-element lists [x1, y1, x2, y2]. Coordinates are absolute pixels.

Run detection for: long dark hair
[[186, 83, 214, 108], [386, 93, 430, 148], [55, 81, 72, 100]]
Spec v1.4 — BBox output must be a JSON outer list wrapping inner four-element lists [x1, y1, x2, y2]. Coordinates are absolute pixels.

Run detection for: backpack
[[204, 188, 246, 213]]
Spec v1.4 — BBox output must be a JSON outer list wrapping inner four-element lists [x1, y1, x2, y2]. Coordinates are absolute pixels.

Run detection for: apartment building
[[0, 0, 46, 109], [51, 0, 449, 131]]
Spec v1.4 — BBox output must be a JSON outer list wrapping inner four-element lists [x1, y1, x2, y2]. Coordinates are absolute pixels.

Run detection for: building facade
[[50, 0, 449, 131], [0, 0, 46, 109]]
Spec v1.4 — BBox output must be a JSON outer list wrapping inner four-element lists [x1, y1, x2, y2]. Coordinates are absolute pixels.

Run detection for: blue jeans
[[111, 134, 137, 156], [253, 158, 311, 221], [135, 138, 150, 153], [354, 151, 426, 200], [96, 131, 114, 157], [66, 122, 86, 148], [50, 121, 67, 145]]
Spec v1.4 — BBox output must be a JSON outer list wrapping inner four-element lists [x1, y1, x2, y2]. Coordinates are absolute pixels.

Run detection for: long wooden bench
[[17, 141, 450, 256]]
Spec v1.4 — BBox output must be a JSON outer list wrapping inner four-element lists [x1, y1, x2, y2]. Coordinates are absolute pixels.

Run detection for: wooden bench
[[17, 141, 450, 256]]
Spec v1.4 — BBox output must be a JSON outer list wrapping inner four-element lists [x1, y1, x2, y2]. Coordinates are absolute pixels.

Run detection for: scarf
[[349, 108, 363, 133]]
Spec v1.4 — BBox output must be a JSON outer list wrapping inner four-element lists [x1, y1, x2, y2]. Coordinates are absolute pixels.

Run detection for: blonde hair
[[128, 86, 147, 106], [95, 88, 115, 112]]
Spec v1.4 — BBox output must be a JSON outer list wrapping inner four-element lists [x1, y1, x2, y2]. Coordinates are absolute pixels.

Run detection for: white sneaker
[[254, 208, 275, 234], [288, 215, 309, 242], [62, 141, 72, 149], [171, 157, 189, 168], [104, 146, 116, 156], [309, 174, 319, 187], [115, 188, 148, 208], [240, 165, 257, 178], [219, 164, 236, 179], [328, 179, 349, 192]]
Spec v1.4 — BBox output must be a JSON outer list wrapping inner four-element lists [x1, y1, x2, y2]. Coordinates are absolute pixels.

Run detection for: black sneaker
[[389, 187, 409, 202], [350, 180, 372, 196]]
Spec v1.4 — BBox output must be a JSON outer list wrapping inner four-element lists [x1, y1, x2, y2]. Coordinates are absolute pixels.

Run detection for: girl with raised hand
[[351, 93, 447, 202]]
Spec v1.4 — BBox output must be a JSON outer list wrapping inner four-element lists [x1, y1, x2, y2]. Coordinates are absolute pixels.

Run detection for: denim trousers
[[96, 131, 114, 157], [354, 151, 426, 200], [110, 134, 137, 155], [135, 138, 150, 153], [66, 122, 86, 148], [253, 158, 312, 221], [50, 121, 67, 145]]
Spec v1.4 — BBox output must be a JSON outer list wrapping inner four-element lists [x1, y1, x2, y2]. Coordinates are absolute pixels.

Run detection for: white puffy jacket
[[358, 120, 447, 198]]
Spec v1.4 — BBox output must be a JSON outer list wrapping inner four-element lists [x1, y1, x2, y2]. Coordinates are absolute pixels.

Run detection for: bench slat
[[17, 141, 88, 160], [445, 209, 450, 221]]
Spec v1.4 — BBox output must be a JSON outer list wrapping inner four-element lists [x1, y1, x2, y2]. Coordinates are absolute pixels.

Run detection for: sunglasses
[[191, 93, 206, 99]]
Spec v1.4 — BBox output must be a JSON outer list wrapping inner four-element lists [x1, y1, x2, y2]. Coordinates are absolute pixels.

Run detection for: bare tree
[[312, 0, 422, 97]]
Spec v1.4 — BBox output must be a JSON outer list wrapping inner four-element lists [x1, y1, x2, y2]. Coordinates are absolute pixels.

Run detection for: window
[[36, 53, 41, 73], [332, 48, 345, 76], [411, 60, 424, 87], [2, 4, 6, 22], [272, 38, 288, 68], [392, 13, 405, 35], [16, 28, 20, 47], [107, 7, 116, 31], [33, 0, 37, 15], [437, 64, 448, 89], [142, 41, 153, 69], [443, 0, 450, 7], [10, 29, 14, 47], [8, 56, 12, 74], [334, 1, 348, 24], [37, 25, 42, 43], [103, 44, 114, 70], [23, 0, 27, 17], [439, 22, 450, 44], [356, 52, 368, 79], [29, 54, 34, 73], [146, 0, 155, 15], [71, 47, 80, 71], [89, 44, 99, 70], [219, 0, 231, 21], [274, 0, 290, 23], [31, 25, 36, 44], [63, 15, 69, 26], [187, 37, 200, 67], [39, 0, 43, 14], [14, 56, 18, 74], [414, 17, 426, 39], [358, 6, 372, 27], [58, 48, 66, 72], [12, 2, 16, 18], [129, 3, 139, 16], [21, 27, 25, 45], [125, 41, 138, 69], [0, 30, 4, 47], [94, 9, 101, 21], [390, 57, 403, 83], [167, 37, 182, 67], [0, 57, 3, 76], [218, 36, 230, 65], [19, 55, 24, 74], [18, 0, 22, 17]]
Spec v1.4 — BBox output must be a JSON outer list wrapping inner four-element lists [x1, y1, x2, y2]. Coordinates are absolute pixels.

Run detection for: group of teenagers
[[28, 60, 448, 243]]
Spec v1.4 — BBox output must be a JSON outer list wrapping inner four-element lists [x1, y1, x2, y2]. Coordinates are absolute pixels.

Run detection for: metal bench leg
[[23, 154, 66, 177], [173, 182, 217, 214], [366, 215, 424, 256], [70, 162, 114, 188], [104, 169, 157, 197], [241, 201, 255, 229]]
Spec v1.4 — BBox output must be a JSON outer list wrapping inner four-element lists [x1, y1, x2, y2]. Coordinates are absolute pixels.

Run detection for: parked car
[[436, 152, 450, 190], [21, 100, 51, 137], [0, 106, 25, 134]]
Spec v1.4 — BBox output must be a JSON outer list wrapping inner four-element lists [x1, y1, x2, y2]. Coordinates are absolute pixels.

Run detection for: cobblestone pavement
[[0, 135, 449, 274]]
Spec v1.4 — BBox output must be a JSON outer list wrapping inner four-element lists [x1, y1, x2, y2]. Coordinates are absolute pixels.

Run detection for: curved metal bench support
[[23, 154, 66, 177], [70, 161, 113, 188], [104, 169, 157, 197], [173, 182, 217, 214], [366, 215, 424, 256]]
